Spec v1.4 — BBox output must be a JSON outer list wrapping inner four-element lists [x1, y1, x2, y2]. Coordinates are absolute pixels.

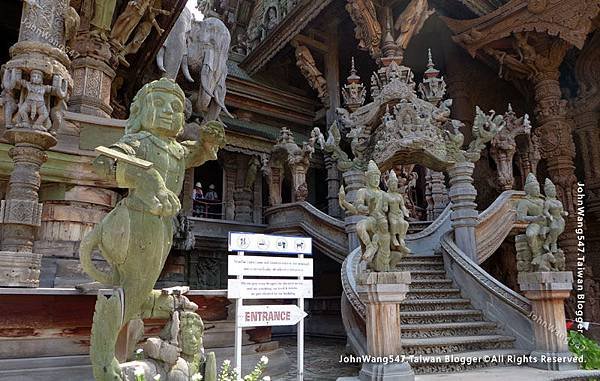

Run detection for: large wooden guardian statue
[[79, 78, 225, 380]]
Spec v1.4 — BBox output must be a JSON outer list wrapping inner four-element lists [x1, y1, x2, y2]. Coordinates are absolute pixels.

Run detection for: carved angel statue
[[394, 0, 434, 50]]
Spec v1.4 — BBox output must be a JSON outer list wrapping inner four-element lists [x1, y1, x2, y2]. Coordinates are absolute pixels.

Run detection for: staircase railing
[[475, 190, 527, 264], [264, 201, 347, 263], [441, 233, 535, 350]]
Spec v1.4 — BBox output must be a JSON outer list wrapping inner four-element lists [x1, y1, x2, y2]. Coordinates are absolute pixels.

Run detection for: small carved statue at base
[[515, 174, 567, 273]]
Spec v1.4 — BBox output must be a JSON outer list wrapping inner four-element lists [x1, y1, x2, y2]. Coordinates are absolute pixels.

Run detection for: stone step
[[400, 255, 444, 263], [400, 309, 483, 324], [402, 335, 515, 356], [410, 279, 454, 289], [405, 288, 463, 300], [405, 349, 531, 374], [408, 270, 448, 280], [400, 298, 472, 312], [396, 262, 446, 271], [401, 321, 498, 338]]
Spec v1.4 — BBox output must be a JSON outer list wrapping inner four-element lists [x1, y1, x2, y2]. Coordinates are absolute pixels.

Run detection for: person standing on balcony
[[204, 184, 219, 217], [192, 182, 204, 217]]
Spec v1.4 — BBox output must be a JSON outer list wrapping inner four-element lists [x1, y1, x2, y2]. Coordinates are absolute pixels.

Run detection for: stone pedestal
[[447, 161, 478, 260], [518, 271, 577, 371], [342, 170, 366, 251], [357, 271, 414, 381]]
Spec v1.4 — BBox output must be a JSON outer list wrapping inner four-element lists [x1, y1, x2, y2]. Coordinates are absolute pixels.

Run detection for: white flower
[[260, 356, 269, 365], [223, 359, 231, 366], [136, 349, 144, 354], [262, 377, 271, 381], [153, 375, 161, 380], [191, 374, 203, 381], [134, 367, 145, 376]]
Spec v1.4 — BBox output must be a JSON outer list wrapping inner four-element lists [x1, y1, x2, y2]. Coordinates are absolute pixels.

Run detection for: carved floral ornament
[[316, 52, 526, 174]]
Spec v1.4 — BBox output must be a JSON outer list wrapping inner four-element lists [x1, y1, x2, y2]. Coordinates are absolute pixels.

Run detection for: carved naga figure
[[157, 13, 232, 121], [79, 78, 225, 381]]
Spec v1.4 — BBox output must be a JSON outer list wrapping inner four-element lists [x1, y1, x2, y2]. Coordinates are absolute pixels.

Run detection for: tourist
[[192, 182, 204, 217]]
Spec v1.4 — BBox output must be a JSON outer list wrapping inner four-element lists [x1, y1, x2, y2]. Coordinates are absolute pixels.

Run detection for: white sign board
[[228, 279, 313, 299], [238, 304, 307, 327], [228, 232, 312, 254], [228, 255, 313, 277]]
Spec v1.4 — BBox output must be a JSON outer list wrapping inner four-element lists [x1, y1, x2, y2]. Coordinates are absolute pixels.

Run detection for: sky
[[186, 0, 205, 21]]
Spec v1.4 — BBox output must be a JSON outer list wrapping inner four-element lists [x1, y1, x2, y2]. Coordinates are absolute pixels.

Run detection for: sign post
[[228, 233, 312, 381]]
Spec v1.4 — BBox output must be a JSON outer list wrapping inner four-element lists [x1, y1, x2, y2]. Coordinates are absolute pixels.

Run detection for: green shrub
[[568, 330, 600, 370]]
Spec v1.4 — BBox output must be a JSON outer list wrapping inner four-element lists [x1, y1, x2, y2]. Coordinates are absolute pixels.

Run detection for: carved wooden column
[[223, 154, 237, 220], [447, 161, 478, 259], [325, 155, 341, 218], [428, 170, 448, 219], [0, 0, 73, 287], [342, 170, 366, 251], [530, 42, 579, 270], [70, 2, 118, 117]]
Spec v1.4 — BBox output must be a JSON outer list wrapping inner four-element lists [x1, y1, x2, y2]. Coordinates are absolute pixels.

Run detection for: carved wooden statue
[[339, 161, 411, 272], [515, 174, 567, 272], [394, 0, 434, 50], [293, 43, 329, 107], [78, 78, 225, 381]]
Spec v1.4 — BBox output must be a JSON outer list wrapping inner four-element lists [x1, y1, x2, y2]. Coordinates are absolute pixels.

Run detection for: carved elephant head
[[187, 17, 232, 121]]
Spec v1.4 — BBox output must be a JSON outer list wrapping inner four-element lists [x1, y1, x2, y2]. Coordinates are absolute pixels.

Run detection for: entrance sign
[[228, 232, 312, 381], [228, 232, 312, 254], [228, 255, 313, 277], [227, 279, 313, 299], [238, 305, 308, 327]]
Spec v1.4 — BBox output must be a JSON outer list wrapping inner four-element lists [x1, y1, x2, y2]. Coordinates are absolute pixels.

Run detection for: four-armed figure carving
[[78, 78, 225, 381]]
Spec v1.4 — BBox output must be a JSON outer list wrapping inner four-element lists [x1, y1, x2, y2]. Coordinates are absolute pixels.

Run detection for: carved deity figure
[[78, 78, 225, 381], [515, 174, 567, 272], [517, 173, 546, 258], [125, 0, 171, 55], [111, 0, 153, 46], [394, 0, 434, 50], [386, 170, 410, 254], [339, 161, 409, 271], [543, 178, 568, 254], [13, 69, 55, 130], [90, 0, 118, 37], [265, 6, 278, 31], [293, 44, 329, 106], [345, 0, 382, 58], [120, 290, 217, 381]]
